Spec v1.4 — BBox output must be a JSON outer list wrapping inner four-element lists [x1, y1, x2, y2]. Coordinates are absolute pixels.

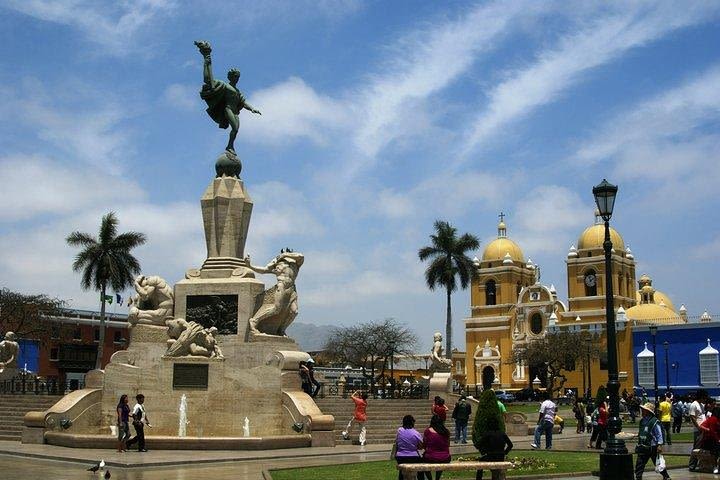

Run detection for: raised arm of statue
[[243, 102, 262, 116], [194, 40, 215, 87]]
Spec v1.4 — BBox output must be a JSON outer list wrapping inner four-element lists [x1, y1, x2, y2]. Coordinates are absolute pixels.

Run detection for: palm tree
[[418, 220, 479, 359], [66, 212, 146, 369]]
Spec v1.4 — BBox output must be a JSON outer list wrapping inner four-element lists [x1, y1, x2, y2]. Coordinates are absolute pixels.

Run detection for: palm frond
[[65, 232, 97, 247], [98, 212, 119, 246], [112, 231, 147, 250]]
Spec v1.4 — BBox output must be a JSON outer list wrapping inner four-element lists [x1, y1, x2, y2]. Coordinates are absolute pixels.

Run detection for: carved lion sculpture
[[127, 275, 174, 326], [165, 318, 223, 358]]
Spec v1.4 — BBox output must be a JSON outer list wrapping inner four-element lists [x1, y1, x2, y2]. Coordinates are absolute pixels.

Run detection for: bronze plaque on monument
[[173, 363, 209, 389]]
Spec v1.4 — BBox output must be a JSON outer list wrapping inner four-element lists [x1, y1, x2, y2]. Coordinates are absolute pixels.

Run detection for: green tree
[[512, 330, 602, 396], [0, 289, 70, 344], [472, 388, 505, 451], [418, 220, 479, 358], [323, 318, 417, 395], [66, 212, 146, 369]]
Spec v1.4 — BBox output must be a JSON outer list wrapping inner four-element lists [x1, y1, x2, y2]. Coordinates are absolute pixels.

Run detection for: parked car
[[495, 390, 516, 403]]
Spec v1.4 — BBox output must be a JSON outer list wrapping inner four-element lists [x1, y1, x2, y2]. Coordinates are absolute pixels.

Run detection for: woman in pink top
[[422, 414, 451, 480]]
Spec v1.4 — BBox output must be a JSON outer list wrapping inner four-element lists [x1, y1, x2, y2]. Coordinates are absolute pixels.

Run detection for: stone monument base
[[429, 372, 452, 395]]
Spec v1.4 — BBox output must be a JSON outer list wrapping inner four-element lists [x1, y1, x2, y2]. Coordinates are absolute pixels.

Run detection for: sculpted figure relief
[[127, 275, 174, 326], [0, 332, 19, 371], [195, 40, 261, 155], [165, 318, 223, 358], [429, 332, 452, 373], [246, 250, 304, 338]]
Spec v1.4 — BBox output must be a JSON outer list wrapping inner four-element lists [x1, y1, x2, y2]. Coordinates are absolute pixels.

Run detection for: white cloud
[[0, 200, 205, 310], [0, 155, 146, 221], [239, 77, 348, 146], [4, 0, 175, 55], [303, 268, 423, 308], [459, 1, 720, 159], [301, 251, 355, 277], [349, 0, 543, 171], [162, 83, 197, 111], [245, 181, 324, 259], [573, 65, 720, 207], [0, 78, 135, 174], [369, 170, 521, 220], [512, 185, 591, 254], [693, 236, 720, 260], [576, 65, 720, 166]]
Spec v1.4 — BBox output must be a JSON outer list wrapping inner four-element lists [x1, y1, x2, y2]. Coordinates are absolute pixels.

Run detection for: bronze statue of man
[[195, 40, 261, 155]]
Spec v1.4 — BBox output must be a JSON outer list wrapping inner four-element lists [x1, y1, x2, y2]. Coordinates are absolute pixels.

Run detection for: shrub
[[472, 388, 505, 451]]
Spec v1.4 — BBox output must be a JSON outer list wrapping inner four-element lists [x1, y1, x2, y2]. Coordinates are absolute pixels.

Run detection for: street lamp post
[[593, 179, 633, 479], [586, 337, 593, 399], [663, 341, 670, 393], [649, 325, 659, 410], [389, 340, 396, 397]]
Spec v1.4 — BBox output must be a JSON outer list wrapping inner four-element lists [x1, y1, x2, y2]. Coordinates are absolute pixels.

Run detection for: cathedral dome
[[482, 216, 524, 262], [635, 290, 676, 312], [626, 303, 683, 325], [482, 238, 524, 262], [635, 274, 676, 312], [577, 211, 625, 251]]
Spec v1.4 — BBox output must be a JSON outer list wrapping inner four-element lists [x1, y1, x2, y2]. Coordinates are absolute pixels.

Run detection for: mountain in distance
[[286, 321, 333, 351]]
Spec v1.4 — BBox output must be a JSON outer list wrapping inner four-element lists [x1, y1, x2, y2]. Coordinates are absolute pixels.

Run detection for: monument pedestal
[[174, 271, 264, 340], [429, 372, 452, 395]]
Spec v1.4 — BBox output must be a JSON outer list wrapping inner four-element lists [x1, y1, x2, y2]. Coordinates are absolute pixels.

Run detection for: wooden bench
[[690, 448, 717, 473], [398, 461, 513, 480]]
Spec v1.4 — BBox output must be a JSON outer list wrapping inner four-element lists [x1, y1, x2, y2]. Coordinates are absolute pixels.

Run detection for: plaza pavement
[[0, 430, 706, 479]]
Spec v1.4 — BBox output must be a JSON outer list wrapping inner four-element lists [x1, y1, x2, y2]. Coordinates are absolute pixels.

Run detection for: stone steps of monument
[[0, 395, 62, 441], [315, 397, 473, 445], [0, 418, 24, 426]]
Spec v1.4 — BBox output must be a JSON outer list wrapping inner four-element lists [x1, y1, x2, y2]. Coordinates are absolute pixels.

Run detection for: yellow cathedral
[[464, 212, 686, 394]]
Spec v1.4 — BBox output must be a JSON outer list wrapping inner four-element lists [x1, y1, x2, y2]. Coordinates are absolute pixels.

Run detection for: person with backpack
[[634, 402, 670, 480], [451, 395, 472, 444]]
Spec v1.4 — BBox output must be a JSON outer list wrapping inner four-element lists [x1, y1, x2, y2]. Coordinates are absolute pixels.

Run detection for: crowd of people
[[391, 394, 511, 480]]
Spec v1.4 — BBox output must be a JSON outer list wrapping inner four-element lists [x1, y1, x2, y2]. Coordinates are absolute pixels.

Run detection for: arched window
[[530, 313, 543, 334], [584, 270, 597, 297], [485, 280, 496, 306]]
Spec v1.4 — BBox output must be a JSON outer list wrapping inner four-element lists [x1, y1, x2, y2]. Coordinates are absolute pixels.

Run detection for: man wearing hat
[[635, 402, 670, 480], [305, 358, 321, 398]]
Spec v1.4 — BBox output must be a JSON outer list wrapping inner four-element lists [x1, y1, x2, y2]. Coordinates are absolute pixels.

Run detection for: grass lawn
[[270, 450, 688, 480], [668, 431, 694, 443]]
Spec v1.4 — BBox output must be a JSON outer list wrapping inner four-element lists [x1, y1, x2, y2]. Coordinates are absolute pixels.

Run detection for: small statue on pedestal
[[429, 332, 452, 374], [0, 332, 19, 372]]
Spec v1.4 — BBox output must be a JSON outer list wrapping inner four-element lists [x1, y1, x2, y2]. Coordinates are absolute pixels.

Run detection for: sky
[[1, 0, 719, 352]]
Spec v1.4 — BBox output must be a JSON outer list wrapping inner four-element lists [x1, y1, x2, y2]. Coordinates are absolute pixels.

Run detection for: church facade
[[465, 213, 688, 395]]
